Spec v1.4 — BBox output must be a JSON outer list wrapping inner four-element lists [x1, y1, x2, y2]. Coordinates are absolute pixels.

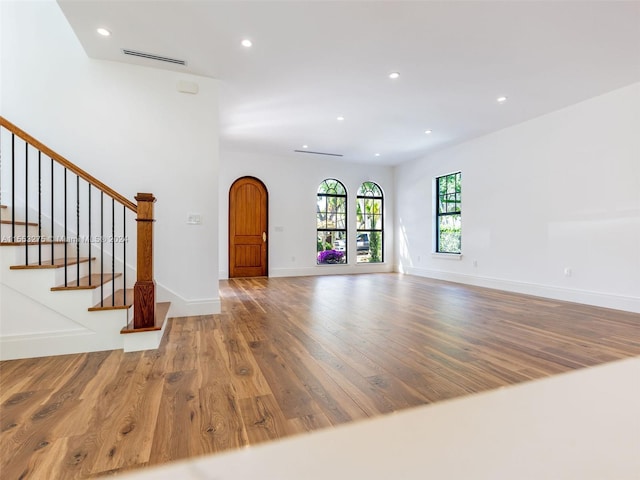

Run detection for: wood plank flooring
[[1, 274, 639, 479]]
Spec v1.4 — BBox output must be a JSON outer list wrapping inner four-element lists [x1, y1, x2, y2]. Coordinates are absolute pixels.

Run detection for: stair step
[[89, 288, 134, 310], [1, 219, 39, 226], [51, 273, 122, 291], [1, 240, 66, 246], [121, 301, 170, 334], [10, 257, 94, 269]]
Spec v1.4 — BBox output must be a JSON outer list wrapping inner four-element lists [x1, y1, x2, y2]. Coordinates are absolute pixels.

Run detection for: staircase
[[0, 117, 170, 360]]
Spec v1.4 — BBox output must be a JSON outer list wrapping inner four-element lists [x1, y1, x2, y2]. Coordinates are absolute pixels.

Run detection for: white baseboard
[[219, 265, 394, 280], [155, 283, 220, 317], [183, 298, 221, 316], [403, 266, 640, 313], [268, 263, 395, 278]]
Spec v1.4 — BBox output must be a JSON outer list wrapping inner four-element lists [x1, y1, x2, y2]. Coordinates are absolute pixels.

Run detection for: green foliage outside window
[[369, 231, 381, 262]]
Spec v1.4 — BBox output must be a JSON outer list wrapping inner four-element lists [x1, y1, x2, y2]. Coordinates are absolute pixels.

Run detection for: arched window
[[356, 182, 383, 263], [317, 179, 347, 264]]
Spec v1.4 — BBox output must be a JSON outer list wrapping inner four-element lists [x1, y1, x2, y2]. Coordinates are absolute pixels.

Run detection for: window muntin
[[317, 179, 347, 264], [436, 172, 461, 254], [356, 182, 383, 263]]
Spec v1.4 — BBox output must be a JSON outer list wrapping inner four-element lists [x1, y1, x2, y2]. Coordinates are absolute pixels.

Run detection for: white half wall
[[1, 0, 220, 317], [219, 150, 395, 279], [395, 82, 640, 313]]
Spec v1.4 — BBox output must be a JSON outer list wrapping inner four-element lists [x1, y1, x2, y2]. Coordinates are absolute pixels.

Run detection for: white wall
[[219, 150, 394, 279], [1, 0, 220, 316], [396, 83, 640, 312]]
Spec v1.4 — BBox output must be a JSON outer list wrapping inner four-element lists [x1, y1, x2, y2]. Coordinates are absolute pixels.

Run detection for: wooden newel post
[[134, 193, 156, 329]]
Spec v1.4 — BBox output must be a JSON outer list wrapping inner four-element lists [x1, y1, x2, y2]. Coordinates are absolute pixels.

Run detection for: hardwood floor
[[1, 274, 639, 479]]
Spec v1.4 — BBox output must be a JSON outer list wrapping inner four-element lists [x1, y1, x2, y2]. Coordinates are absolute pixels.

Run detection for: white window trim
[[431, 252, 462, 260]]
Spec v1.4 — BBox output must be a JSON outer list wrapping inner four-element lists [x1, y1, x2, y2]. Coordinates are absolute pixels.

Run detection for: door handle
[[263, 232, 267, 242]]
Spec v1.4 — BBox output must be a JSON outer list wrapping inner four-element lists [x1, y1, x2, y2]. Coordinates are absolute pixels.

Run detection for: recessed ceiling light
[[241, 39, 253, 48], [337, 116, 345, 121], [497, 96, 508, 103], [389, 72, 400, 79], [424, 129, 433, 134], [302, 144, 309, 149], [374, 153, 381, 157], [96, 28, 111, 37]]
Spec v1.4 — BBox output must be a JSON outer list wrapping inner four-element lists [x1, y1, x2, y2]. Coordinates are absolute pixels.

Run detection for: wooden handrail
[[0, 116, 137, 213], [2, 116, 157, 333]]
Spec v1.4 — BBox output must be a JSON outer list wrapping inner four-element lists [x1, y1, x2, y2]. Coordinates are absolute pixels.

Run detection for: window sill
[[432, 253, 462, 260]]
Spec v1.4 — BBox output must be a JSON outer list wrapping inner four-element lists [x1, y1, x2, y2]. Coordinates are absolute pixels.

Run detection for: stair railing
[[0, 116, 156, 330]]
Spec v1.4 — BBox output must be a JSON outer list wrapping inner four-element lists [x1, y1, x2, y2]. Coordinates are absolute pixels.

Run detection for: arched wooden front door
[[229, 176, 268, 277]]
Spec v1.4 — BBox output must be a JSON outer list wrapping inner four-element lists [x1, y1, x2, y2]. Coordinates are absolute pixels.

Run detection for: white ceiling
[[58, 0, 640, 166]]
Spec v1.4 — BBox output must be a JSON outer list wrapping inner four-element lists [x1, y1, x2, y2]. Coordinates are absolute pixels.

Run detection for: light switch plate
[[187, 213, 202, 225]]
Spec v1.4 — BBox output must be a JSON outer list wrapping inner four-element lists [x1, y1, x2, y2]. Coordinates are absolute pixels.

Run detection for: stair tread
[[10, 257, 95, 269], [1, 219, 38, 226], [51, 273, 122, 291], [89, 288, 134, 310], [1, 240, 66, 246], [121, 302, 170, 334]]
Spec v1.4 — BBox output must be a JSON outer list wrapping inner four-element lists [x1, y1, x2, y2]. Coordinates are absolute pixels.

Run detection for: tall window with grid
[[317, 179, 347, 264], [356, 182, 383, 263], [436, 172, 461, 254]]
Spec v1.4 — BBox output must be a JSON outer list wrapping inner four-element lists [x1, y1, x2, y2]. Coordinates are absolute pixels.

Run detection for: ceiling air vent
[[294, 149, 343, 157], [122, 49, 186, 66]]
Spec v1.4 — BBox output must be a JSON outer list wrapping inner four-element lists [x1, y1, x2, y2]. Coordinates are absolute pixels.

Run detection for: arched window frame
[[316, 178, 347, 265], [356, 182, 384, 263]]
